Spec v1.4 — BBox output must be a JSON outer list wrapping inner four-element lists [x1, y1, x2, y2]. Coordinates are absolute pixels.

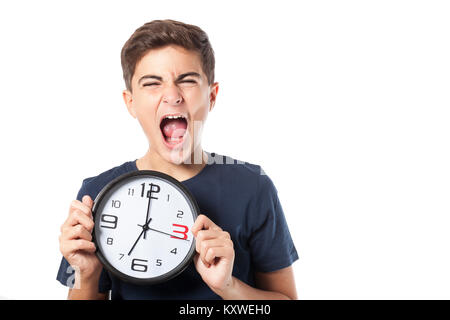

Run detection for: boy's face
[[123, 45, 218, 165]]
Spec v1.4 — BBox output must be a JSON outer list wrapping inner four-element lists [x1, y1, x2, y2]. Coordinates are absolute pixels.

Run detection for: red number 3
[[171, 224, 189, 240]]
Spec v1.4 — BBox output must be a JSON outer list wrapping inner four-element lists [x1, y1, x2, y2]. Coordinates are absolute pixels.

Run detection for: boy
[[57, 19, 298, 300]]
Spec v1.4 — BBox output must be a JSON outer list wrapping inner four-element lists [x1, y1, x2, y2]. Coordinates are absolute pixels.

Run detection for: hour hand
[[128, 219, 152, 256]]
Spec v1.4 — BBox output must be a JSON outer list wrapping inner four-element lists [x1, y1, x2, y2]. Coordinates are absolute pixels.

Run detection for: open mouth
[[159, 114, 188, 147]]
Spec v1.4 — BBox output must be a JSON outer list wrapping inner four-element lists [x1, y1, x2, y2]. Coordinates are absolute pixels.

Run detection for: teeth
[[165, 115, 185, 119]]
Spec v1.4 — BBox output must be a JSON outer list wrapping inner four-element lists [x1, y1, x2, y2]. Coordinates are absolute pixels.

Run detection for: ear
[[123, 89, 136, 118], [208, 82, 219, 112]]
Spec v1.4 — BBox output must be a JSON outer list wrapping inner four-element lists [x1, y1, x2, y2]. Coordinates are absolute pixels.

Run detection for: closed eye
[[143, 82, 160, 87], [178, 80, 197, 84], [143, 80, 197, 87]]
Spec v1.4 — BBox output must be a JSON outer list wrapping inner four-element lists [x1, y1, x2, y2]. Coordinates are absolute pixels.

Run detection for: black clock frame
[[91, 170, 199, 286]]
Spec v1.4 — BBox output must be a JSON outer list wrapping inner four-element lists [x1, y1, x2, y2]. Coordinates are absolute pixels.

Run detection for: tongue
[[162, 118, 187, 138]]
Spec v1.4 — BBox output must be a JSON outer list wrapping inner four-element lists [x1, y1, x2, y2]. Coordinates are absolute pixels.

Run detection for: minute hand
[[143, 187, 153, 239]]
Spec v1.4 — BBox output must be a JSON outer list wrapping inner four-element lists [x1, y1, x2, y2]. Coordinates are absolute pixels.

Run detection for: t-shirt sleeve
[[248, 173, 299, 273], [55, 180, 112, 293]]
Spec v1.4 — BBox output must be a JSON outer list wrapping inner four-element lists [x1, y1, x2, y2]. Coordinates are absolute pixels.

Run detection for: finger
[[70, 199, 92, 217], [199, 238, 233, 265], [194, 253, 211, 268], [65, 209, 95, 233], [193, 253, 201, 268], [82, 195, 94, 210], [195, 229, 229, 253], [62, 239, 96, 256], [200, 238, 233, 251], [63, 224, 93, 242], [192, 214, 222, 236], [205, 246, 234, 266]]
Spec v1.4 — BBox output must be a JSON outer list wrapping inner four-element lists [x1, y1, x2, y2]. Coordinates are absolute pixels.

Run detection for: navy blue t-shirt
[[57, 152, 298, 299]]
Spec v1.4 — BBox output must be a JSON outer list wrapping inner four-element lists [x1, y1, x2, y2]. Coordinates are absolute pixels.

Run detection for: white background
[[0, 0, 449, 299]]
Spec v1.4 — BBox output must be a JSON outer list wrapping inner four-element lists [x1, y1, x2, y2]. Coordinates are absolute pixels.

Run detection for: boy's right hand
[[59, 195, 102, 281]]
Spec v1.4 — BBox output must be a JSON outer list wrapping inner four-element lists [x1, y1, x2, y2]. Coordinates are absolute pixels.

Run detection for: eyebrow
[[138, 72, 201, 84]]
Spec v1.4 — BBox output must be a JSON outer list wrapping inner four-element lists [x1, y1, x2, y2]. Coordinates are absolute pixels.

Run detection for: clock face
[[92, 170, 198, 285]]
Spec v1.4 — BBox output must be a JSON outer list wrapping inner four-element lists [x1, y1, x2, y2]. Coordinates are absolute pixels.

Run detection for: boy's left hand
[[191, 214, 235, 295]]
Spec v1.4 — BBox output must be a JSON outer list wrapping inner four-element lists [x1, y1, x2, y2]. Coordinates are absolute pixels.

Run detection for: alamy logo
[[168, 120, 266, 175], [65, 265, 80, 289]]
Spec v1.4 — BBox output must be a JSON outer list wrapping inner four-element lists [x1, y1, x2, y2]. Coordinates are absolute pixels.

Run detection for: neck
[[136, 147, 208, 182]]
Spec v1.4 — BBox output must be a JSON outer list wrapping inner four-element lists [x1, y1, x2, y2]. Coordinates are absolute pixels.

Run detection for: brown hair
[[121, 19, 215, 92]]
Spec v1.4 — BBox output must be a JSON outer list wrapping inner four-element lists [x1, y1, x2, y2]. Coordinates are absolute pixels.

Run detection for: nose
[[162, 85, 183, 106]]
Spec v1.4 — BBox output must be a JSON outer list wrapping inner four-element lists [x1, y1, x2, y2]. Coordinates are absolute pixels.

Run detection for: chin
[[161, 137, 195, 165]]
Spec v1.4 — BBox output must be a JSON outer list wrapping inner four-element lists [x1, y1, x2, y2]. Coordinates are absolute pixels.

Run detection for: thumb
[[193, 253, 202, 271], [82, 195, 94, 209]]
